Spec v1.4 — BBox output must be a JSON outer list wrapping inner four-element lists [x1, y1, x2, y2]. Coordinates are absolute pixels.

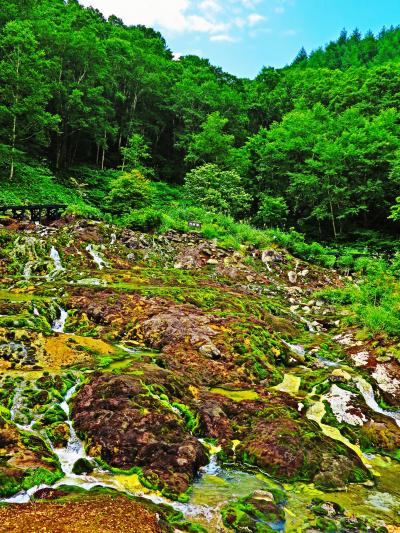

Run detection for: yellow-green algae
[[306, 397, 379, 475], [210, 388, 260, 401], [273, 374, 301, 395], [284, 457, 400, 531]]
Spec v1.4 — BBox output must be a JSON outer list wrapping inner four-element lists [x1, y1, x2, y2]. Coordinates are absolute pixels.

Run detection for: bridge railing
[[0, 204, 67, 223]]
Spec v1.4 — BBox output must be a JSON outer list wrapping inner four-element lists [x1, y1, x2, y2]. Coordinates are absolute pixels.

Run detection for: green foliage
[[253, 194, 288, 228], [184, 164, 251, 218], [121, 207, 163, 232], [121, 134, 153, 176], [0, 161, 90, 206], [318, 257, 400, 336], [185, 112, 235, 168], [106, 171, 152, 214], [63, 204, 102, 220], [1, 1, 400, 243]]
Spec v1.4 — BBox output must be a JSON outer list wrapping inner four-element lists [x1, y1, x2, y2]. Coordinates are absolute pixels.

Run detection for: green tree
[[253, 195, 288, 228], [185, 112, 235, 168], [0, 20, 58, 179], [121, 133, 153, 175], [184, 163, 250, 218]]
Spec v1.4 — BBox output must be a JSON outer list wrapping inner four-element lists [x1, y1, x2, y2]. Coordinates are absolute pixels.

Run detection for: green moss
[[39, 404, 67, 425], [21, 467, 63, 491], [221, 492, 284, 532], [172, 402, 200, 433], [210, 388, 260, 402], [72, 458, 94, 475], [0, 472, 21, 497]]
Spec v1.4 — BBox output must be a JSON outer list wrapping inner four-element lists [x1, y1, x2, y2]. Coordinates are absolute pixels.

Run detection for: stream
[[85, 244, 108, 270], [51, 306, 69, 333], [4, 379, 274, 531], [4, 356, 400, 531]]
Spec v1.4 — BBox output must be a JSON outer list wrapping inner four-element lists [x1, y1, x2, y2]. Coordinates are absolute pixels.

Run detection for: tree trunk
[[101, 129, 107, 170], [329, 199, 337, 239], [9, 115, 16, 180], [10, 45, 20, 180]]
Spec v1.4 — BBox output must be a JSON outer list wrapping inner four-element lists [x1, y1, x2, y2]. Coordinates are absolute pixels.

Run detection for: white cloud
[[274, 6, 285, 14], [239, 0, 262, 7], [172, 52, 183, 60], [187, 14, 228, 33], [199, 0, 223, 13], [247, 13, 265, 25], [80, 0, 191, 32], [283, 28, 297, 36], [210, 34, 238, 42], [80, 0, 268, 40]]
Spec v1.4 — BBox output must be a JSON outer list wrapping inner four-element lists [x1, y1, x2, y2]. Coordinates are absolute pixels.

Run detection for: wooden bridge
[[0, 204, 67, 223]]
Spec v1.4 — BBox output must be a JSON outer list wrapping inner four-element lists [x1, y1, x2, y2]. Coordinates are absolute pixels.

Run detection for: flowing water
[[49, 246, 64, 276], [51, 306, 69, 333], [85, 244, 108, 270], [355, 376, 400, 427], [54, 384, 88, 475], [3, 380, 277, 531], [4, 363, 400, 531]]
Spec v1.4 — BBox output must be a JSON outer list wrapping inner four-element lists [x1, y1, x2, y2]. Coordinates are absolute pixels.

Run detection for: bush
[[106, 170, 152, 214], [121, 208, 163, 232], [0, 160, 87, 206], [63, 204, 102, 220]]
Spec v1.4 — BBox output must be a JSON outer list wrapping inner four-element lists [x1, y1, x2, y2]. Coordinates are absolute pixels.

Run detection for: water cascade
[[51, 306, 68, 333], [355, 376, 400, 427], [49, 246, 64, 277], [52, 384, 88, 476], [86, 244, 108, 270]]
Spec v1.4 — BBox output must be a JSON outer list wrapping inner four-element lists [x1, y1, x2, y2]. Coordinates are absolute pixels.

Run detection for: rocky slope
[[0, 216, 399, 531]]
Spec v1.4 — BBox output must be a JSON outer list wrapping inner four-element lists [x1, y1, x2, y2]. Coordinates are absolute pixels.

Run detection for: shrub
[[106, 170, 152, 214], [63, 204, 102, 220], [121, 208, 163, 232]]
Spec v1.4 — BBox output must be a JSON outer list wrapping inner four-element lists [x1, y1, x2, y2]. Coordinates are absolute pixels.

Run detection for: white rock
[[325, 384, 367, 426]]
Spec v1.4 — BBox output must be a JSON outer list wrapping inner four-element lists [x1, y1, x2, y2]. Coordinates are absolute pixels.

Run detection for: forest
[[1, 0, 400, 242]]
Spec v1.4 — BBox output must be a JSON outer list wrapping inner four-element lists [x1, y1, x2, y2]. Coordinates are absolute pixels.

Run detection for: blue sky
[[80, 0, 400, 78]]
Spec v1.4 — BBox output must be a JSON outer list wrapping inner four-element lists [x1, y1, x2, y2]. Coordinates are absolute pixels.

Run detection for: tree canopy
[[1, 0, 400, 239]]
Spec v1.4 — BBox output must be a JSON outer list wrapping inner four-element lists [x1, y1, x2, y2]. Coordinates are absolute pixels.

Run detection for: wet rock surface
[[0, 218, 398, 531], [73, 373, 208, 498]]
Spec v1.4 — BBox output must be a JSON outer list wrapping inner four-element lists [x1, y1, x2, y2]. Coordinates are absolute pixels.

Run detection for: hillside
[[1, 1, 400, 240]]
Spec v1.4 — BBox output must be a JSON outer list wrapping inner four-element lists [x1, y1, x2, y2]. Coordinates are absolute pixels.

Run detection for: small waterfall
[[111, 233, 117, 245], [53, 384, 88, 476], [282, 340, 306, 362], [10, 384, 35, 431], [49, 246, 64, 275], [355, 377, 400, 428], [200, 454, 220, 476], [23, 262, 35, 280], [86, 244, 108, 270], [52, 306, 68, 333], [284, 342, 305, 358]]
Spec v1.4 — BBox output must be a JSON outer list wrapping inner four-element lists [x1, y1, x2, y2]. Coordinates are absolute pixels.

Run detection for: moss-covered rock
[[221, 490, 285, 532], [72, 458, 94, 475]]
